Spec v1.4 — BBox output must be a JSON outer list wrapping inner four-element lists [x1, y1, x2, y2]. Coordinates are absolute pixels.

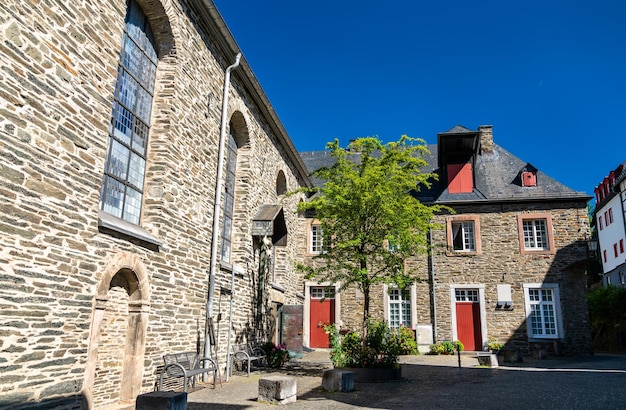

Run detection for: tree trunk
[[362, 284, 370, 343]]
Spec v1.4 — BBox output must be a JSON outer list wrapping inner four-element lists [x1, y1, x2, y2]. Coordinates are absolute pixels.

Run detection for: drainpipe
[[428, 228, 438, 342], [205, 53, 242, 368]]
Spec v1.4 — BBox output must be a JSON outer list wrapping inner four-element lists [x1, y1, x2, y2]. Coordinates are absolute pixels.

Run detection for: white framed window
[[309, 224, 323, 254], [455, 289, 478, 302], [387, 287, 411, 328], [523, 284, 563, 339], [100, 0, 157, 225], [517, 214, 555, 255], [446, 215, 481, 255], [310, 286, 335, 299], [523, 219, 548, 250], [452, 221, 475, 251]]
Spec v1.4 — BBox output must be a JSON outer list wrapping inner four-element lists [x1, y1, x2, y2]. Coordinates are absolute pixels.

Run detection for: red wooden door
[[456, 301, 482, 351], [309, 287, 335, 348]]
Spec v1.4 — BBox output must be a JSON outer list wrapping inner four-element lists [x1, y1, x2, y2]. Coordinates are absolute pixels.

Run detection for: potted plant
[[487, 338, 504, 354], [428, 340, 464, 355]]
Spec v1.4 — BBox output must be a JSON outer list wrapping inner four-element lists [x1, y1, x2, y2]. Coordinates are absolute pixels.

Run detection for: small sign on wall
[[496, 284, 513, 310]]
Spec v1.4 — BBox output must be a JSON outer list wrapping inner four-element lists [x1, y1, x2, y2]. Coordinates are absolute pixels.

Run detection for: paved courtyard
[[186, 350, 626, 409]]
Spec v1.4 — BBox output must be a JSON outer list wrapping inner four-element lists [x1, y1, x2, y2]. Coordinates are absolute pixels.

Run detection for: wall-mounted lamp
[[586, 234, 598, 258]]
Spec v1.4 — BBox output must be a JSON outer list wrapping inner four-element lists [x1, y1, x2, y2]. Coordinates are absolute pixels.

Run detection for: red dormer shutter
[[448, 163, 473, 194], [521, 171, 537, 187]]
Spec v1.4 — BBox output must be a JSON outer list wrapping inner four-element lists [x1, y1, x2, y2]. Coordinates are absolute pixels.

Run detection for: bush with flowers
[[324, 320, 417, 369], [486, 338, 504, 353], [261, 342, 290, 368]]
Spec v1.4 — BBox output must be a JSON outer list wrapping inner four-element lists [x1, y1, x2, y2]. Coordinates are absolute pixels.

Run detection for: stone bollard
[[476, 352, 499, 368], [136, 391, 187, 410], [322, 369, 354, 392], [258, 375, 297, 405]]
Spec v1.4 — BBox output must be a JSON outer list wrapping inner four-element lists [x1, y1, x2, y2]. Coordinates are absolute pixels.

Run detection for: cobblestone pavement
[[186, 350, 626, 409]]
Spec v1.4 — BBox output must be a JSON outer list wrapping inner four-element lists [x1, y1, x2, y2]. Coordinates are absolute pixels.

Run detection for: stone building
[[300, 125, 593, 357], [0, 0, 311, 408]]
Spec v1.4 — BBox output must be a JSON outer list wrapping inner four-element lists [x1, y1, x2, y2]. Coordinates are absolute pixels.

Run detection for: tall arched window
[[100, 0, 157, 225], [221, 125, 238, 263]]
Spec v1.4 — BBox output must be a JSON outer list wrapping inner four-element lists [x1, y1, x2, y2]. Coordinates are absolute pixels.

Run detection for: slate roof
[[299, 127, 590, 205]]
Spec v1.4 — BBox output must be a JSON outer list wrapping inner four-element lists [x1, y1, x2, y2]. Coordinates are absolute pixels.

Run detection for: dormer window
[[521, 171, 537, 187], [447, 163, 473, 194]]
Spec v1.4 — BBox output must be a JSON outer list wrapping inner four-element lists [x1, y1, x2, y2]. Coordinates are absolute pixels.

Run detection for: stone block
[[322, 369, 354, 392], [136, 391, 187, 410], [258, 375, 297, 405], [476, 353, 499, 368]]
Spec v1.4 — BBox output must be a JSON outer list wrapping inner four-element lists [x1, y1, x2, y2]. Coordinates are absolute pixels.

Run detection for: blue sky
[[212, 1, 625, 196]]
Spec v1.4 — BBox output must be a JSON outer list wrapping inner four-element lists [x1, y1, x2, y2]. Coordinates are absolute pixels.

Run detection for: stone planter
[[336, 366, 402, 382]]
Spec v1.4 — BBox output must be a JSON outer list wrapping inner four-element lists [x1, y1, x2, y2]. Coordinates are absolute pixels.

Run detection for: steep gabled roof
[[299, 127, 590, 204], [419, 143, 589, 204]]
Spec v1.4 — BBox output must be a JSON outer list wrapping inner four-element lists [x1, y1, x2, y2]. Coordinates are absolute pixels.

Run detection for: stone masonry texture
[[0, 0, 309, 408]]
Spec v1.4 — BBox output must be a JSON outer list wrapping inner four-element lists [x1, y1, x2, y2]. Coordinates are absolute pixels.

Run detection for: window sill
[[98, 211, 162, 251], [446, 250, 481, 257], [520, 248, 555, 256], [270, 282, 285, 293], [527, 336, 560, 341]]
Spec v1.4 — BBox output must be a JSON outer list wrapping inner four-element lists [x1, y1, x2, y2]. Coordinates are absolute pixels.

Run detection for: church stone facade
[[0, 0, 310, 408]]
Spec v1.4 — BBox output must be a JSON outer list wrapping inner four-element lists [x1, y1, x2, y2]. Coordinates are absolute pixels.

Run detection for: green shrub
[[588, 286, 626, 353], [261, 342, 290, 368], [325, 320, 416, 369], [429, 340, 463, 355], [429, 342, 444, 355]]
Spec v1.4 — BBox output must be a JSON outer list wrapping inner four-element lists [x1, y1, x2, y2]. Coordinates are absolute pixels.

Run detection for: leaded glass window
[[100, 0, 157, 224], [221, 127, 237, 264]]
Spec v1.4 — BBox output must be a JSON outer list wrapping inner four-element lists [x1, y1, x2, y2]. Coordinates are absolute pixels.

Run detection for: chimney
[[478, 125, 494, 153]]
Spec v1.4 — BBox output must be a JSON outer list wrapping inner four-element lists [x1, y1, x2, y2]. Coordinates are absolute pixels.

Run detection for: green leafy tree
[[297, 136, 447, 339]]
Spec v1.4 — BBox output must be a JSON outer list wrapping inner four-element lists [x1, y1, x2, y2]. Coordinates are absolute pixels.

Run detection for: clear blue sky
[[213, 0, 625, 196]]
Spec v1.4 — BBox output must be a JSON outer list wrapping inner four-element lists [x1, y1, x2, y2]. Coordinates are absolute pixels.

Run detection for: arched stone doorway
[[83, 253, 150, 408]]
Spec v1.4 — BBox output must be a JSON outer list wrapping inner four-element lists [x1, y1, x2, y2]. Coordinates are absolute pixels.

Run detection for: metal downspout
[[428, 228, 438, 341], [205, 53, 242, 368], [225, 265, 236, 381]]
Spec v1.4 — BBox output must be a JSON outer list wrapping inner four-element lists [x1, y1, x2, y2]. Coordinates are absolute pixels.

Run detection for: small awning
[[252, 205, 287, 246]]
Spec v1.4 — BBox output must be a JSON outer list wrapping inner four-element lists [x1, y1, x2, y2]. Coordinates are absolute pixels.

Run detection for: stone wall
[[304, 199, 592, 356], [429, 202, 592, 355], [0, 0, 308, 407]]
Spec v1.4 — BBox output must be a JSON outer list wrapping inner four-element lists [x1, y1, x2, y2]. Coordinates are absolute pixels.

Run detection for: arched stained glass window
[[100, 0, 157, 224]]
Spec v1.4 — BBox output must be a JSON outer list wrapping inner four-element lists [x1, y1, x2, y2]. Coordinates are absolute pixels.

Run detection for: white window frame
[[451, 221, 476, 252], [446, 215, 481, 255], [523, 283, 564, 340], [309, 223, 323, 254], [522, 219, 548, 250], [517, 214, 555, 255], [386, 286, 412, 328]]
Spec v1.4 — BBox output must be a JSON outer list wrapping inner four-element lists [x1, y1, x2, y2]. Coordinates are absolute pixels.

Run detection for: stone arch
[[135, 0, 177, 58], [276, 170, 287, 197], [83, 253, 151, 408], [228, 108, 251, 149]]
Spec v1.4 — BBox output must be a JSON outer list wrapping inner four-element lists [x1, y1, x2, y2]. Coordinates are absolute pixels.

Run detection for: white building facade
[[594, 162, 626, 287]]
